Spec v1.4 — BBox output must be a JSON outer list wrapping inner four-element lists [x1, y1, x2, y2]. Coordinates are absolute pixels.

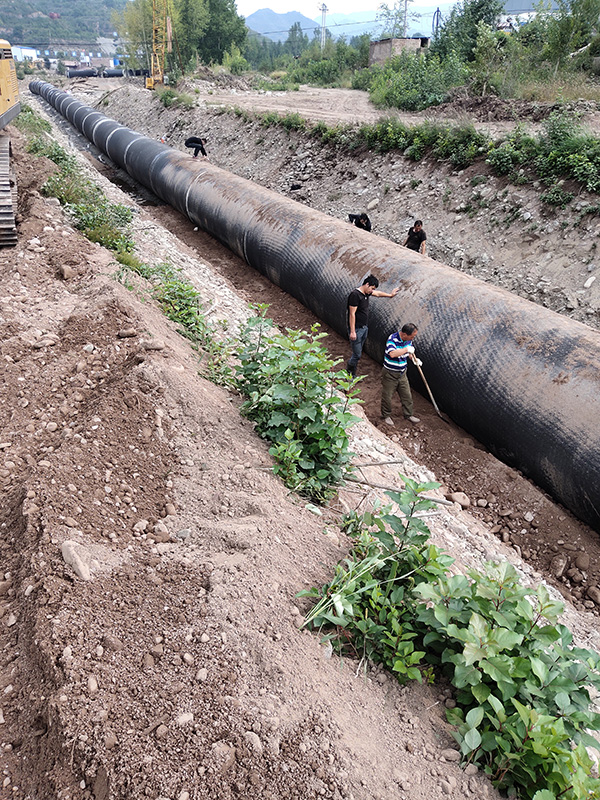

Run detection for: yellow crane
[[146, 0, 168, 90]]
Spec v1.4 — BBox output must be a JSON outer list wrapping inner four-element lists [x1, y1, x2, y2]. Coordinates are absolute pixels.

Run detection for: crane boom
[[146, 0, 167, 90]]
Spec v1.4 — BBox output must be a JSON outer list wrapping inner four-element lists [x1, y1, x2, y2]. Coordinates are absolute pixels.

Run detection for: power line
[[16, 10, 445, 48]]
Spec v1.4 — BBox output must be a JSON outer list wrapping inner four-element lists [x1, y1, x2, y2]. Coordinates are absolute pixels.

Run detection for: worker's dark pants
[[381, 367, 414, 418], [347, 326, 368, 376]]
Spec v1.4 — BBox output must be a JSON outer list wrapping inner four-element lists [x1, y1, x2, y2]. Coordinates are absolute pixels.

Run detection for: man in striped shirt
[[381, 323, 421, 426]]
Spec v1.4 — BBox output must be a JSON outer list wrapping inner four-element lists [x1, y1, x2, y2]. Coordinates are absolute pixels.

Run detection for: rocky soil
[[0, 74, 598, 799]]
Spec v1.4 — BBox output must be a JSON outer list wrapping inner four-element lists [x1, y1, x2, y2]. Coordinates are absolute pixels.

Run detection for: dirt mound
[[435, 91, 553, 122]]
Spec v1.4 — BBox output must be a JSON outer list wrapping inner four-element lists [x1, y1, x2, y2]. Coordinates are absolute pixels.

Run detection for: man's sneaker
[[406, 415, 421, 424], [383, 417, 395, 427]]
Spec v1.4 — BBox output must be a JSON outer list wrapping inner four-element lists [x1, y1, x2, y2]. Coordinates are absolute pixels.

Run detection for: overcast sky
[[235, 1, 379, 18]]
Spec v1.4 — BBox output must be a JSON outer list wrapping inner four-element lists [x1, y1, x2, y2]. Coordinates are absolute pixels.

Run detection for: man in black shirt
[[185, 136, 209, 158], [403, 219, 427, 255], [348, 213, 372, 232], [347, 275, 400, 377]]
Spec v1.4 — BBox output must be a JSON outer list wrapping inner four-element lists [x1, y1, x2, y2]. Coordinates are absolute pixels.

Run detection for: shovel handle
[[415, 362, 443, 418]]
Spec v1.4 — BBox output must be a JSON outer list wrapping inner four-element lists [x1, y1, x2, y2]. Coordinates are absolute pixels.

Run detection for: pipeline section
[[29, 79, 600, 532]]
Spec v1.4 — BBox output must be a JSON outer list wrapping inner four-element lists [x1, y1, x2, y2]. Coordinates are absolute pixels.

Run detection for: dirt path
[[200, 83, 544, 138]]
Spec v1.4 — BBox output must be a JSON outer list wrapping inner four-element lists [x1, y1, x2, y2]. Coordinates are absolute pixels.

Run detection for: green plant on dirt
[[13, 104, 51, 136], [157, 88, 180, 108], [222, 43, 249, 75], [540, 183, 574, 208], [366, 50, 468, 111], [116, 259, 234, 385], [235, 306, 361, 501], [25, 133, 137, 254], [68, 195, 135, 252], [300, 483, 600, 799]]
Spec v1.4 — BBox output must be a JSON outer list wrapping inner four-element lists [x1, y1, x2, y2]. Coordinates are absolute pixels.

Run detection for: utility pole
[[319, 3, 328, 51], [432, 6, 441, 37], [403, 0, 408, 37]]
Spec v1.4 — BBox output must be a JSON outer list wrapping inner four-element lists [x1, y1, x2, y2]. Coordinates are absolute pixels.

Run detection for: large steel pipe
[[29, 80, 600, 531]]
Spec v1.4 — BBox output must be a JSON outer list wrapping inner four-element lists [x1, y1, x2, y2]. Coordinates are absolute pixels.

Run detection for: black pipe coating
[[29, 79, 600, 532], [66, 68, 98, 78]]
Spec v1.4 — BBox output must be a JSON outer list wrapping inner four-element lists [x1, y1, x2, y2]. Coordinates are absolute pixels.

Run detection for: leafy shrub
[[368, 51, 468, 111], [540, 183, 574, 207], [279, 112, 306, 131], [222, 43, 248, 75], [302, 485, 600, 800], [236, 308, 360, 501], [158, 88, 179, 108], [69, 197, 135, 252], [14, 104, 51, 136], [287, 58, 342, 86]]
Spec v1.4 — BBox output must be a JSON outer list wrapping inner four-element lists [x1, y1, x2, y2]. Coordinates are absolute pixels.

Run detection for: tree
[[111, 0, 153, 69], [377, 0, 420, 38], [431, 0, 504, 61], [541, 0, 600, 66], [198, 0, 246, 63], [176, 0, 209, 67], [284, 22, 309, 57]]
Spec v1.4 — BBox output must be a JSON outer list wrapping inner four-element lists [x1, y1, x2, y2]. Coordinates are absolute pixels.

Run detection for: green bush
[[368, 51, 468, 111], [236, 308, 360, 501], [158, 88, 179, 108], [302, 484, 600, 800], [69, 197, 135, 252], [14, 104, 51, 136], [540, 183, 574, 207]]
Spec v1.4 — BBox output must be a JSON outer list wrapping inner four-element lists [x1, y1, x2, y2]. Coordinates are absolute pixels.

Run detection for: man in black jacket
[[348, 212, 371, 232], [185, 136, 209, 159]]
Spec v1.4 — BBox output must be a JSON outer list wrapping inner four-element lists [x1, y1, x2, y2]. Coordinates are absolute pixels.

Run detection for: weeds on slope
[[222, 104, 600, 206], [236, 306, 360, 502], [21, 113, 136, 254], [115, 256, 235, 387], [301, 484, 600, 800]]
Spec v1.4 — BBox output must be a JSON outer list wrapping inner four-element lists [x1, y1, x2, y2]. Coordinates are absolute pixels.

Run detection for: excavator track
[[0, 133, 17, 248]]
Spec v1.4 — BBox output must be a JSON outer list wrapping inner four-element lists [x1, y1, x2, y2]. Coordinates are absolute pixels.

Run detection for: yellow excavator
[[0, 39, 20, 247]]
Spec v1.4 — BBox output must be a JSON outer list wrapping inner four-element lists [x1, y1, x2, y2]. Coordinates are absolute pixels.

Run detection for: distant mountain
[[243, 5, 449, 43], [244, 8, 318, 42]]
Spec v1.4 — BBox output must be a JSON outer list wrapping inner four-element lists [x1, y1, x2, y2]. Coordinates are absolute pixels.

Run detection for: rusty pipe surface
[[29, 79, 600, 531]]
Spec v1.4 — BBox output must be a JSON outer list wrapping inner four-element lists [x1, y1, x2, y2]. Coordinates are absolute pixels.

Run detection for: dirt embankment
[[0, 78, 599, 799]]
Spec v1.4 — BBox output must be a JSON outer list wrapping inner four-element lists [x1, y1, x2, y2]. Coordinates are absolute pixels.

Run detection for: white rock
[[61, 540, 91, 581], [244, 731, 263, 754], [584, 275, 596, 289]]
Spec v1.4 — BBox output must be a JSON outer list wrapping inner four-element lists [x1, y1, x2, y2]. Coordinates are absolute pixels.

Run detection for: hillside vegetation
[[0, 0, 127, 44]]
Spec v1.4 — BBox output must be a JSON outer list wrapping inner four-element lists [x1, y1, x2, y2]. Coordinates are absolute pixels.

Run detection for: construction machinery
[[146, 0, 168, 89], [0, 39, 20, 247]]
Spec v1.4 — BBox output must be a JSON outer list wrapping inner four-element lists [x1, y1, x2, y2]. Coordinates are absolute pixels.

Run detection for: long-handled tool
[[414, 362, 451, 424]]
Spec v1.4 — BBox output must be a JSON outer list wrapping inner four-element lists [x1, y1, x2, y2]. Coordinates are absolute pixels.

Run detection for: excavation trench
[[29, 80, 600, 534]]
